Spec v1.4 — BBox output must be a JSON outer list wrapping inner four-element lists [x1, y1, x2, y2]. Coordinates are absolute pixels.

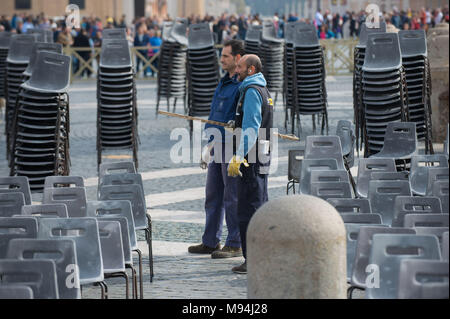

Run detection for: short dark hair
[[245, 54, 262, 74], [223, 39, 245, 57]]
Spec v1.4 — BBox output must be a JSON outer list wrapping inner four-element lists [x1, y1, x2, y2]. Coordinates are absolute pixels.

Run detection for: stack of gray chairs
[[4, 34, 35, 149], [9, 51, 71, 192], [360, 32, 410, 157], [293, 22, 328, 137], [398, 30, 433, 154], [187, 23, 220, 118], [283, 21, 299, 132], [156, 19, 188, 114], [97, 38, 139, 170], [0, 32, 11, 99], [259, 21, 284, 104], [26, 28, 54, 43], [353, 22, 386, 153], [244, 25, 262, 56]]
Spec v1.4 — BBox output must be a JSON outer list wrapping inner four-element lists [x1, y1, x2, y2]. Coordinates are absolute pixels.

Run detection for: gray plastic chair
[[287, 149, 304, 194], [6, 238, 81, 299], [327, 198, 372, 214], [305, 135, 345, 169], [391, 196, 443, 227], [21, 204, 69, 218], [426, 167, 449, 197], [102, 28, 127, 40], [431, 180, 449, 214], [366, 234, 442, 299], [414, 227, 449, 246], [299, 158, 339, 194], [0, 260, 59, 299], [310, 170, 350, 183], [336, 120, 355, 167], [357, 158, 396, 198], [44, 176, 85, 189], [404, 214, 449, 228], [0, 285, 34, 299], [345, 222, 384, 283], [0, 176, 32, 205], [43, 187, 87, 218], [341, 213, 383, 224], [98, 173, 146, 209], [99, 161, 136, 178], [348, 226, 416, 298], [442, 232, 449, 261], [398, 259, 449, 299], [0, 217, 38, 258], [87, 200, 141, 298], [370, 122, 418, 160], [98, 220, 130, 299], [368, 180, 412, 226], [410, 155, 448, 196], [0, 192, 26, 217], [310, 182, 353, 200], [37, 218, 107, 299], [370, 171, 409, 181]]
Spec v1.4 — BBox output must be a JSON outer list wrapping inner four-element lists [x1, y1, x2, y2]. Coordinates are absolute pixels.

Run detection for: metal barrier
[[64, 40, 358, 81]]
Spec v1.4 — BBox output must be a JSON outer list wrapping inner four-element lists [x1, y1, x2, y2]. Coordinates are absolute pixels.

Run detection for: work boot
[[211, 246, 243, 259], [231, 261, 247, 274], [188, 243, 221, 254]]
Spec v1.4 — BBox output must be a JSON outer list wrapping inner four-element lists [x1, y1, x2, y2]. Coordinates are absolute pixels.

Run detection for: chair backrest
[[363, 32, 402, 71], [7, 34, 35, 64], [100, 39, 132, 68], [0, 285, 34, 299], [442, 232, 449, 261], [0, 31, 12, 48], [284, 21, 300, 44], [357, 21, 387, 48], [310, 182, 353, 200], [97, 185, 147, 230], [0, 217, 38, 258], [310, 170, 350, 183], [0, 176, 32, 205], [21, 204, 69, 218], [26, 51, 71, 92], [102, 28, 127, 40], [169, 18, 188, 46], [368, 180, 412, 226], [293, 22, 319, 48], [97, 220, 125, 273], [245, 24, 262, 43], [426, 167, 449, 196], [357, 158, 397, 198], [44, 176, 85, 189], [188, 23, 214, 50], [431, 180, 449, 214], [376, 122, 418, 158], [336, 120, 355, 157], [99, 161, 136, 178], [37, 218, 104, 285], [0, 260, 59, 299], [24, 42, 63, 76], [398, 29, 427, 58], [86, 200, 137, 250], [398, 259, 449, 299], [370, 171, 409, 181], [341, 213, 383, 224], [162, 21, 174, 41], [410, 155, 448, 196], [0, 192, 26, 217], [327, 198, 372, 214], [404, 214, 449, 228], [366, 234, 442, 299], [6, 238, 81, 299], [413, 227, 449, 246], [287, 149, 304, 182], [43, 187, 87, 218], [97, 216, 132, 265], [299, 158, 339, 194], [261, 20, 284, 43], [305, 135, 345, 169], [391, 196, 443, 227], [351, 226, 416, 289]]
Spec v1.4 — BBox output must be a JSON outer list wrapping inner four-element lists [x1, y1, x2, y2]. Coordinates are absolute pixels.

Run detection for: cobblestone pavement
[[0, 76, 438, 299]]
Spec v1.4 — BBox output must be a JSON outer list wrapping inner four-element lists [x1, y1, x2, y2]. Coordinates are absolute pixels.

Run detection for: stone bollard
[[247, 195, 347, 299], [427, 27, 449, 142]]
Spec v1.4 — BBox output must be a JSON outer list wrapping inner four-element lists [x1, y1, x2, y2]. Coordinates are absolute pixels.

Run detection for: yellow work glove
[[227, 155, 249, 177]]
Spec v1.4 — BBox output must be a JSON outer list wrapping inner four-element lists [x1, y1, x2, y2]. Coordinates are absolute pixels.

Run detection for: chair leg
[[106, 272, 130, 299], [133, 248, 144, 299], [95, 281, 108, 299], [146, 214, 154, 283], [126, 264, 138, 299], [347, 286, 364, 299]]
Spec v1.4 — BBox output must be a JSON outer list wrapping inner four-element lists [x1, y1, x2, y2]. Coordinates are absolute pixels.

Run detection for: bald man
[[227, 54, 274, 274]]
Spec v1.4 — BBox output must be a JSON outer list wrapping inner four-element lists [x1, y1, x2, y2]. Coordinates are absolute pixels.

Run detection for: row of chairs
[[0, 161, 153, 299]]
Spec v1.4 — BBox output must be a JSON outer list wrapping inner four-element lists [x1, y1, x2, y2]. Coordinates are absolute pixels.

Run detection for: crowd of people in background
[[1, 5, 448, 77]]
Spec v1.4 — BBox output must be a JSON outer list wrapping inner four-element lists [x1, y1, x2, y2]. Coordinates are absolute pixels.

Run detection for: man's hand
[[227, 155, 249, 177], [200, 142, 214, 170]]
